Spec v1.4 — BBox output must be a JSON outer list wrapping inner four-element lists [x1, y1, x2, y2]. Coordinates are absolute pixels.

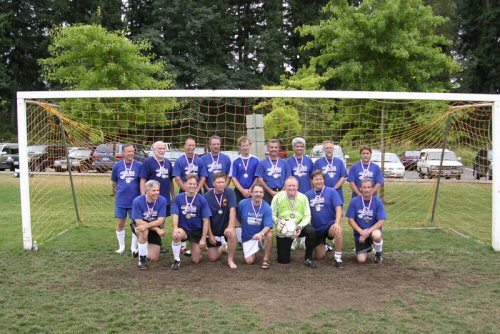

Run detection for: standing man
[[230, 136, 260, 203], [237, 183, 274, 269], [313, 140, 348, 204], [271, 176, 317, 268], [202, 135, 232, 192], [131, 180, 167, 270], [230, 136, 260, 245], [139, 141, 175, 256], [170, 174, 212, 270], [346, 179, 386, 264], [347, 145, 384, 197], [256, 139, 291, 204], [111, 144, 142, 254], [205, 172, 238, 269], [305, 170, 345, 268], [173, 138, 208, 194]]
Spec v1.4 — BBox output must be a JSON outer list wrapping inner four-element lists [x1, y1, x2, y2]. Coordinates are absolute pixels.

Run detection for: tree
[[40, 24, 177, 137], [455, 0, 500, 93]]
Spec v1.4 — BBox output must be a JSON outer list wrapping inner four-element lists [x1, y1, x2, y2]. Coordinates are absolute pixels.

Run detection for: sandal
[[261, 260, 270, 269]]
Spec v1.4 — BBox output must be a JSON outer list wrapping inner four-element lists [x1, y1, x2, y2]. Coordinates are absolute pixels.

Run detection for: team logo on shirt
[[120, 170, 136, 183], [357, 170, 373, 181], [293, 165, 308, 178], [181, 204, 197, 217], [208, 162, 222, 173], [184, 164, 199, 176], [357, 208, 373, 223], [156, 167, 169, 179], [322, 165, 337, 178], [143, 210, 157, 222], [266, 166, 282, 178], [309, 196, 324, 208], [247, 213, 262, 225]]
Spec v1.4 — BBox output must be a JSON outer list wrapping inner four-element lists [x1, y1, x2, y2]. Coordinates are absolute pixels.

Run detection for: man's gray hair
[[153, 141, 166, 150], [292, 137, 306, 147], [145, 179, 160, 191]]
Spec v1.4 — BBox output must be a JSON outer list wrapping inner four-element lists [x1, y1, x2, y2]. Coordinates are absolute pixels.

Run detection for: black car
[[28, 145, 67, 172], [92, 143, 147, 173], [473, 149, 492, 180], [0, 143, 19, 171], [401, 150, 420, 171]]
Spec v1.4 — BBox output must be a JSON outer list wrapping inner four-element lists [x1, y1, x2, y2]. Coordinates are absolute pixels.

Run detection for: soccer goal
[[16, 90, 500, 251]]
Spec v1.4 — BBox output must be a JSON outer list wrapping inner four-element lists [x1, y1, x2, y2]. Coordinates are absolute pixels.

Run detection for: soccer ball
[[279, 220, 297, 238]]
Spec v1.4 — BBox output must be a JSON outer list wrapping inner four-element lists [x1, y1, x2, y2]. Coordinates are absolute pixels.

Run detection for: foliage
[[40, 24, 177, 133]]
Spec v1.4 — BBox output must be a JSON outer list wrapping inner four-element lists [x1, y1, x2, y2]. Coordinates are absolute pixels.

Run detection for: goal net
[[16, 90, 500, 250]]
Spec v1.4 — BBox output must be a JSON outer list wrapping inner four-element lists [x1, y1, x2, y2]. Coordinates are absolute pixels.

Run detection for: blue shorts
[[115, 207, 132, 219]]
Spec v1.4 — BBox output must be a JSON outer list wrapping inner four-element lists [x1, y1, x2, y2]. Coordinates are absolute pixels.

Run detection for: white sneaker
[[115, 248, 125, 255]]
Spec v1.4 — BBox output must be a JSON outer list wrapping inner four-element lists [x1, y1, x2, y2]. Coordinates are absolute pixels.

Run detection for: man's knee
[[371, 229, 382, 242]]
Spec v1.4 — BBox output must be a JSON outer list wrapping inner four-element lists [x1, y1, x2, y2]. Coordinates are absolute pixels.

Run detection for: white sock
[[172, 241, 182, 261], [291, 238, 297, 249], [334, 251, 342, 261], [116, 230, 125, 251], [236, 227, 242, 243], [138, 242, 148, 258], [373, 240, 383, 253], [131, 234, 138, 253]]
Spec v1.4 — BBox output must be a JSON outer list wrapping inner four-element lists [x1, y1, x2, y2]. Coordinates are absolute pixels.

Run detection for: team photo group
[[112, 135, 386, 271]]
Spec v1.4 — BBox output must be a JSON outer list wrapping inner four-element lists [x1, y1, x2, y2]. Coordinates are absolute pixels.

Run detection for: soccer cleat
[[171, 260, 181, 271], [304, 258, 318, 269], [375, 252, 383, 264], [115, 248, 125, 255], [138, 256, 148, 270], [160, 247, 169, 254], [334, 259, 344, 269], [132, 250, 138, 258], [180, 246, 192, 256], [325, 244, 333, 253]]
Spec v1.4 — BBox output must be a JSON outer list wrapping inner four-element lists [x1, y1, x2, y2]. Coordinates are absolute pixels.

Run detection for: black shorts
[[130, 222, 162, 246], [184, 229, 203, 244], [313, 224, 335, 248], [354, 237, 373, 254], [207, 235, 227, 248]]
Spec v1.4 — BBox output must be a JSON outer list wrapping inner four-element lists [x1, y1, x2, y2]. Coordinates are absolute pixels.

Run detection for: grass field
[[1, 173, 499, 333]]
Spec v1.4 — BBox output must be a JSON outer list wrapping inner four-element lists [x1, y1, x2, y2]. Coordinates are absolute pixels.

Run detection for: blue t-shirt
[[313, 157, 348, 202], [111, 159, 142, 208], [346, 195, 387, 241], [131, 194, 167, 223], [255, 157, 291, 190], [171, 193, 212, 232], [204, 188, 237, 235], [237, 198, 274, 243], [229, 155, 260, 189], [139, 157, 173, 204], [172, 155, 208, 183], [287, 155, 313, 193], [201, 153, 232, 189], [305, 187, 343, 233], [347, 161, 384, 195]]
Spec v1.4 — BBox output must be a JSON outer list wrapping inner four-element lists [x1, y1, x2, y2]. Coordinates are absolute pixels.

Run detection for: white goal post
[[16, 89, 500, 251]]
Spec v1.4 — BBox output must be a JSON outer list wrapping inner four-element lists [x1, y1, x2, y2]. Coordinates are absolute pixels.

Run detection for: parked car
[[0, 143, 19, 171], [401, 150, 420, 171], [92, 143, 147, 172], [473, 149, 492, 180], [54, 148, 95, 173], [309, 144, 349, 167], [371, 151, 405, 178], [417, 148, 463, 179], [28, 144, 67, 172]]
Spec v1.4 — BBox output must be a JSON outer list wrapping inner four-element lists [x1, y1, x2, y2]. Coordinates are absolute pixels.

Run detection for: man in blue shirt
[[205, 172, 238, 269], [237, 183, 274, 269], [139, 141, 175, 256], [202, 135, 232, 192], [313, 140, 347, 203], [347, 145, 384, 198], [305, 170, 345, 268], [170, 174, 212, 270], [346, 179, 386, 264], [255, 139, 291, 204], [131, 180, 167, 270], [173, 138, 207, 194], [111, 144, 142, 255], [287, 137, 313, 194]]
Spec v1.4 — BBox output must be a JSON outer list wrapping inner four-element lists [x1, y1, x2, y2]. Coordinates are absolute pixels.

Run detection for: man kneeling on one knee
[[131, 180, 167, 269]]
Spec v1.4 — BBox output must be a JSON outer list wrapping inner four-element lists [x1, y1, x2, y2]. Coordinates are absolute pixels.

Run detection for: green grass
[[1, 174, 499, 333]]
